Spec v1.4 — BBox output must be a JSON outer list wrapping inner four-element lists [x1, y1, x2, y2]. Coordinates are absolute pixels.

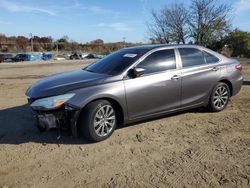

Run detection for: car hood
[[26, 69, 108, 98]]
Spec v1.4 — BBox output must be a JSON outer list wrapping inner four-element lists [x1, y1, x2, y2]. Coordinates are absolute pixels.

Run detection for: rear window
[[179, 48, 206, 67]]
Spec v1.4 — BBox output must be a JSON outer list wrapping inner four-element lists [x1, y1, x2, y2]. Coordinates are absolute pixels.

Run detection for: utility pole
[[56, 41, 59, 56], [123, 37, 126, 48], [30, 33, 33, 53]]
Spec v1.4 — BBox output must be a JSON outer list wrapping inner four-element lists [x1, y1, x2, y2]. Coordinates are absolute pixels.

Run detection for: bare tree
[[163, 4, 189, 44], [189, 0, 231, 46], [147, 4, 189, 44], [147, 9, 171, 44]]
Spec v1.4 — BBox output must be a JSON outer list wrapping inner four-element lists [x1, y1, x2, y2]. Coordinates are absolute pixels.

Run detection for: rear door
[[124, 48, 182, 120], [178, 47, 221, 107]]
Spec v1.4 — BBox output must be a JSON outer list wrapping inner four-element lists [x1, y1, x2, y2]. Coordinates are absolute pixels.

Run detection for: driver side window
[[137, 49, 176, 74]]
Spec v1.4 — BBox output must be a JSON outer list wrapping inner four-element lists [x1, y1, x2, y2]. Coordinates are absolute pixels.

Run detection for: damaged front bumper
[[29, 103, 81, 137]]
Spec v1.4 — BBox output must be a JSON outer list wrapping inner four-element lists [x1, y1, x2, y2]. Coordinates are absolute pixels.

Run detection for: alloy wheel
[[93, 105, 116, 137], [213, 85, 229, 109]]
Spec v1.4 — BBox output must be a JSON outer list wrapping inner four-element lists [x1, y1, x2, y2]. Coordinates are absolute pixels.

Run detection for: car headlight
[[31, 93, 75, 110]]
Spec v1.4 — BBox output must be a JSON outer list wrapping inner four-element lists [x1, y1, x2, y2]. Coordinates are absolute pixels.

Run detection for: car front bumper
[[29, 103, 81, 137]]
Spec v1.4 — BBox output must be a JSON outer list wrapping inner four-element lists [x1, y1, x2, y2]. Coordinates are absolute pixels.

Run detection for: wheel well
[[219, 79, 233, 96], [77, 98, 124, 128], [104, 98, 124, 126]]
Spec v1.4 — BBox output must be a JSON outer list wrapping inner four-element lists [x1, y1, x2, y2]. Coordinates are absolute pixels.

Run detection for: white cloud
[[65, 0, 119, 15], [233, 0, 250, 12], [96, 22, 133, 31], [79, 5, 119, 16], [0, 0, 56, 16]]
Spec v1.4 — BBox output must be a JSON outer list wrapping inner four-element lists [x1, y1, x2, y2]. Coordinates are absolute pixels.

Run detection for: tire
[[79, 100, 117, 142], [208, 82, 230, 112]]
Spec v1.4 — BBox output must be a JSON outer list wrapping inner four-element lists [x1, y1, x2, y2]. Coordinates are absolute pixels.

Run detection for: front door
[[124, 48, 181, 120]]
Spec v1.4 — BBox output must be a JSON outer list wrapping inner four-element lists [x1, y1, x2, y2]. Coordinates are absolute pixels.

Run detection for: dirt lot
[[0, 59, 249, 188]]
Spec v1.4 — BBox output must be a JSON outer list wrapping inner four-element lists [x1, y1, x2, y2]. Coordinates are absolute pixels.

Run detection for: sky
[[0, 0, 250, 43]]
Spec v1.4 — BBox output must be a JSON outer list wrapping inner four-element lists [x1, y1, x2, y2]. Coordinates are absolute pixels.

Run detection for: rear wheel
[[79, 100, 117, 142], [208, 82, 230, 112]]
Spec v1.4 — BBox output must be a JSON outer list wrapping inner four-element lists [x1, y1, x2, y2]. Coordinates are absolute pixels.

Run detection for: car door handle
[[171, 75, 181, 80], [211, 67, 219, 71]]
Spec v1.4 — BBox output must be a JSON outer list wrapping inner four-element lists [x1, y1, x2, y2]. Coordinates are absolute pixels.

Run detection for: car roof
[[125, 44, 228, 61], [125, 44, 202, 52]]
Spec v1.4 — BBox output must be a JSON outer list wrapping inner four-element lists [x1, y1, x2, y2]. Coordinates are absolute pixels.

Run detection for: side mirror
[[133, 67, 145, 77]]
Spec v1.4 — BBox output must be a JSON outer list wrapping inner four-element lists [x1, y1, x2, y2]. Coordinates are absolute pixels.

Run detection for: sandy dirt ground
[[0, 59, 249, 188]]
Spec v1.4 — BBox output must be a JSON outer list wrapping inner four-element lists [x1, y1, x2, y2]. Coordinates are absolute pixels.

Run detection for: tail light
[[235, 64, 242, 72]]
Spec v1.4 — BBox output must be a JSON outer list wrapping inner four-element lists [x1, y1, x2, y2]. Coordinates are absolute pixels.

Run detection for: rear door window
[[137, 49, 176, 74], [178, 48, 206, 68], [203, 51, 220, 64]]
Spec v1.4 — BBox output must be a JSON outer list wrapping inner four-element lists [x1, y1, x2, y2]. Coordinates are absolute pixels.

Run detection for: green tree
[[225, 29, 250, 57]]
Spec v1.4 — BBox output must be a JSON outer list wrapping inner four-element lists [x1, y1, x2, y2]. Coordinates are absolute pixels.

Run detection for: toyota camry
[[26, 45, 243, 142]]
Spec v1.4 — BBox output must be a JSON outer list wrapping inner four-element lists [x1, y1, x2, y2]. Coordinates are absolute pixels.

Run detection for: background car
[[42, 53, 53, 61], [70, 52, 81, 60], [13, 53, 42, 62], [0, 53, 15, 63]]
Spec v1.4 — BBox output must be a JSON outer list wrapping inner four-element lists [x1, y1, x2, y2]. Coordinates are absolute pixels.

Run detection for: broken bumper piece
[[36, 113, 58, 130], [31, 105, 81, 137]]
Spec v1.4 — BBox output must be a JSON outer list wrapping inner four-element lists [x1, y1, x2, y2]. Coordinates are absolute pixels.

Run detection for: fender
[[66, 80, 128, 122]]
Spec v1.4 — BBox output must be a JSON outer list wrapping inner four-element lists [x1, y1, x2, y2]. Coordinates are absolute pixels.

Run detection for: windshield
[[84, 49, 146, 75]]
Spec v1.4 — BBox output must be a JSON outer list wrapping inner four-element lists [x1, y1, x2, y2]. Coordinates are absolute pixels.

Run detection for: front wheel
[[208, 82, 230, 112], [79, 100, 117, 142]]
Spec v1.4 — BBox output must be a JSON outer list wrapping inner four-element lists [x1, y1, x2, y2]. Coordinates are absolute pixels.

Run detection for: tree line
[[147, 0, 250, 57], [0, 34, 141, 55], [0, 35, 53, 52]]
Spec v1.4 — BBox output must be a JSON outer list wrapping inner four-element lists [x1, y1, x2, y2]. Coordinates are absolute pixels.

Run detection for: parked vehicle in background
[[13, 53, 42, 62], [0, 53, 15, 63], [42, 53, 53, 61], [54, 55, 66, 61], [69, 52, 102, 60], [60, 52, 71, 59], [26, 44, 243, 142], [95, 54, 105, 59], [81, 53, 102, 59], [13, 54, 29, 62], [80, 53, 90, 59], [70, 52, 81, 60], [85, 53, 96, 59]]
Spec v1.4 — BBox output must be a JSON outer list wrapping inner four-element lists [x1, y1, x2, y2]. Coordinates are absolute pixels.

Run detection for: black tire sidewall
[[209, 83, 230, 112], [80, 100, 117, 142]]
